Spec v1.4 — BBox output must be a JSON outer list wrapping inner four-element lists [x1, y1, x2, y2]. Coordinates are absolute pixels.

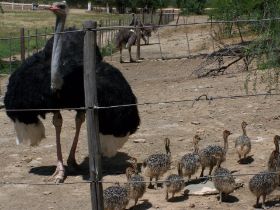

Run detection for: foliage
[[101, 42, 116, 57], [177, 0, 207, 15], [208, 0, 280, 90]]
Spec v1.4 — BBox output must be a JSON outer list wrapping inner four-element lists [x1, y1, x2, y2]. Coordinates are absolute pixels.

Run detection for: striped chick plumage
[[213, 167, 236, 202], [179, 135, 201, 180], [142, 138, 171, 189], [212, 150, 238, 203], [142, 153, 171, 179], [164, 174, 185, 201], [249, 171, 279, 199], [249, 135, 280, 208], [199, 130, 231, 177], [126, 174, 146, 206], [235, 121, 251, 161], [180, 153, 200, 179], [103, 185, 129, 210]]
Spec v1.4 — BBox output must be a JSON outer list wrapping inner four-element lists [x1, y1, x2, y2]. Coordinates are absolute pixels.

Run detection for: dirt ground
[[1, 16, 280, 210]]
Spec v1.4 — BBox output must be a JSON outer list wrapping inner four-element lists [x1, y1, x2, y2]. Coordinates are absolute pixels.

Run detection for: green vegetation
[[176, 0, 207, 15], [208, 0, 280, 91], [0, 10, 131, 73]]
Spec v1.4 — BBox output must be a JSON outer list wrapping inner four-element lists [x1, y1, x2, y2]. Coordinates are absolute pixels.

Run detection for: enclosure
[[1, 7, 280, 210]]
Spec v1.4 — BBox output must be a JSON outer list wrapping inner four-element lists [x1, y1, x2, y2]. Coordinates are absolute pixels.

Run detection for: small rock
[[191, 121, 200, 125], [133, 139, 146, 143], [196, 128, 205, 134], [23, 158, 32, 163], [28, 159, 41, 167], [43, 191, 52, 195], [189, 203, 195, 208]]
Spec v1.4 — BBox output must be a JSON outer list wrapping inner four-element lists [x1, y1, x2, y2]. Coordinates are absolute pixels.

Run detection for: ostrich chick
[[142, 138, 171, 189], [103, 184, 129, 210], [235, 121, 251, 162], [164, 162, 185, 201], [179, 135, 202, 181], [125, 158, 146, 206], [249, 135, 280, 209], [199, 130, 232, 177], [212, 152, 237, 203]]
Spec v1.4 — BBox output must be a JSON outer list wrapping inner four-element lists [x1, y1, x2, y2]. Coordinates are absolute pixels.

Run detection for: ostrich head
[[48, 1, 68, 92], [49, 1, 68, 16]]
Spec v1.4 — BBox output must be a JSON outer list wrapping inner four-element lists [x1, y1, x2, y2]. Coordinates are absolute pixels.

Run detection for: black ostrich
[[141, 23, 158, 45], [115, 14, 156, 62], [115, 14, 139, 63], [4, 2, 140, 183]]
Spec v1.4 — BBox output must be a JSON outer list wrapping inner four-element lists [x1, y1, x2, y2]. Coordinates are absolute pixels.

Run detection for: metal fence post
[[83, 20, 104, 210]]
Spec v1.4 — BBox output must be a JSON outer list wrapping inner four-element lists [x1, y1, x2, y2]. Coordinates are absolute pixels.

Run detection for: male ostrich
[[115, 14, 151, 63], [115, 14, 139, 63], [4, 2, 140, 183]]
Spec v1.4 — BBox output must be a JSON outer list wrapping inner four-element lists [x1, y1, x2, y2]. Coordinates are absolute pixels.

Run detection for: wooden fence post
[[35, 28, 38, 53], [27, 30, 30, 57], [83, 20, 104, 210], [136, 23, 141, 60], [20, 28, 25, 61]]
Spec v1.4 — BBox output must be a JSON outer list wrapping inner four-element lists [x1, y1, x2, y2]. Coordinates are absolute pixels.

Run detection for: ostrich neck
[[51, 15, 66, 91], [242, 126, 247, 136]]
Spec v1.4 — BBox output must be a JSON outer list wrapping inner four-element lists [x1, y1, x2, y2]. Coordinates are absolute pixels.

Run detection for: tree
[[178, 0, 207, 15], [0, 4, 3, 13], [204, 0, 280, 91]]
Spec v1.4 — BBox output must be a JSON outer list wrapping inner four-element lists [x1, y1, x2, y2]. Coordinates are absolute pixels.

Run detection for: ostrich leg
[[67, 111, 85, 172], [50, 111, 65, 183], [119, 46, 124, 63], [128, 46, 135, 63]]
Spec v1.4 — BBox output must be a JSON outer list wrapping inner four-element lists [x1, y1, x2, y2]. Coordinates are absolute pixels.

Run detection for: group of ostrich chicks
[[103, 121, 280, 210]]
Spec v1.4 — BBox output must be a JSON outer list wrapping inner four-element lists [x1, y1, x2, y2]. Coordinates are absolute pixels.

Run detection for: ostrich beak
[[48, 5, 60, 12]]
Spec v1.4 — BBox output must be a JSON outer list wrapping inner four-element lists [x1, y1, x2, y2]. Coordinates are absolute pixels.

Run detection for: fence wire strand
[[2, 16, 280, 41], [0, 171, 279, 186], [1, 92, 279, 112]]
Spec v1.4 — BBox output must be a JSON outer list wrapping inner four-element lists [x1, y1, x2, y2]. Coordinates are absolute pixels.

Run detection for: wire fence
[[1, 92, 280, 112], [0, 170, 279, 186], [2, 15, 280, 74], [0, 12, 174, 74], [1, 14, 280, 209]]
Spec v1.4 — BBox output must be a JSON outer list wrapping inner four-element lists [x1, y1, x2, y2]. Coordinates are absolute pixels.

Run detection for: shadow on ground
[[29, 152, 138, 180]]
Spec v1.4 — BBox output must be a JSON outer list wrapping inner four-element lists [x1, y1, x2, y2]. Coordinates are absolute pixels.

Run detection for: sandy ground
[[1, 16, 280, 210]]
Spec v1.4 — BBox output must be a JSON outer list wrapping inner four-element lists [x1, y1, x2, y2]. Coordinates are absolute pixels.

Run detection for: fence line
[[3, 14, 280, 41], [0, 92, 279, 112], [1, 171, 280, 186], [0, 1, 48, 10]]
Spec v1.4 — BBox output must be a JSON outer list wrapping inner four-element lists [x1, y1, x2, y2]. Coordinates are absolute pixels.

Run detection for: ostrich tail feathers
[[14, 119, 45, 146]]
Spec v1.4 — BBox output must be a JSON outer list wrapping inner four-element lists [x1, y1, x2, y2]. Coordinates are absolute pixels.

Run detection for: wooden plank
[[83, 20, 104, 210]]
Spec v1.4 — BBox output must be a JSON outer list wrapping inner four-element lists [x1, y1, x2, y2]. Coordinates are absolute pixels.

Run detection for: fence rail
[[0, 1, 48, 11]]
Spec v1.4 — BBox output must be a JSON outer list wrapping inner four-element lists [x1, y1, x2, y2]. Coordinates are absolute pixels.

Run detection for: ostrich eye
[[58, 4, 66, 9]]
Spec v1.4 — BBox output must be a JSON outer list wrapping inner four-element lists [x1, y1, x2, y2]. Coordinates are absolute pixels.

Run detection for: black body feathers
[[4, 28, 140, 137]]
